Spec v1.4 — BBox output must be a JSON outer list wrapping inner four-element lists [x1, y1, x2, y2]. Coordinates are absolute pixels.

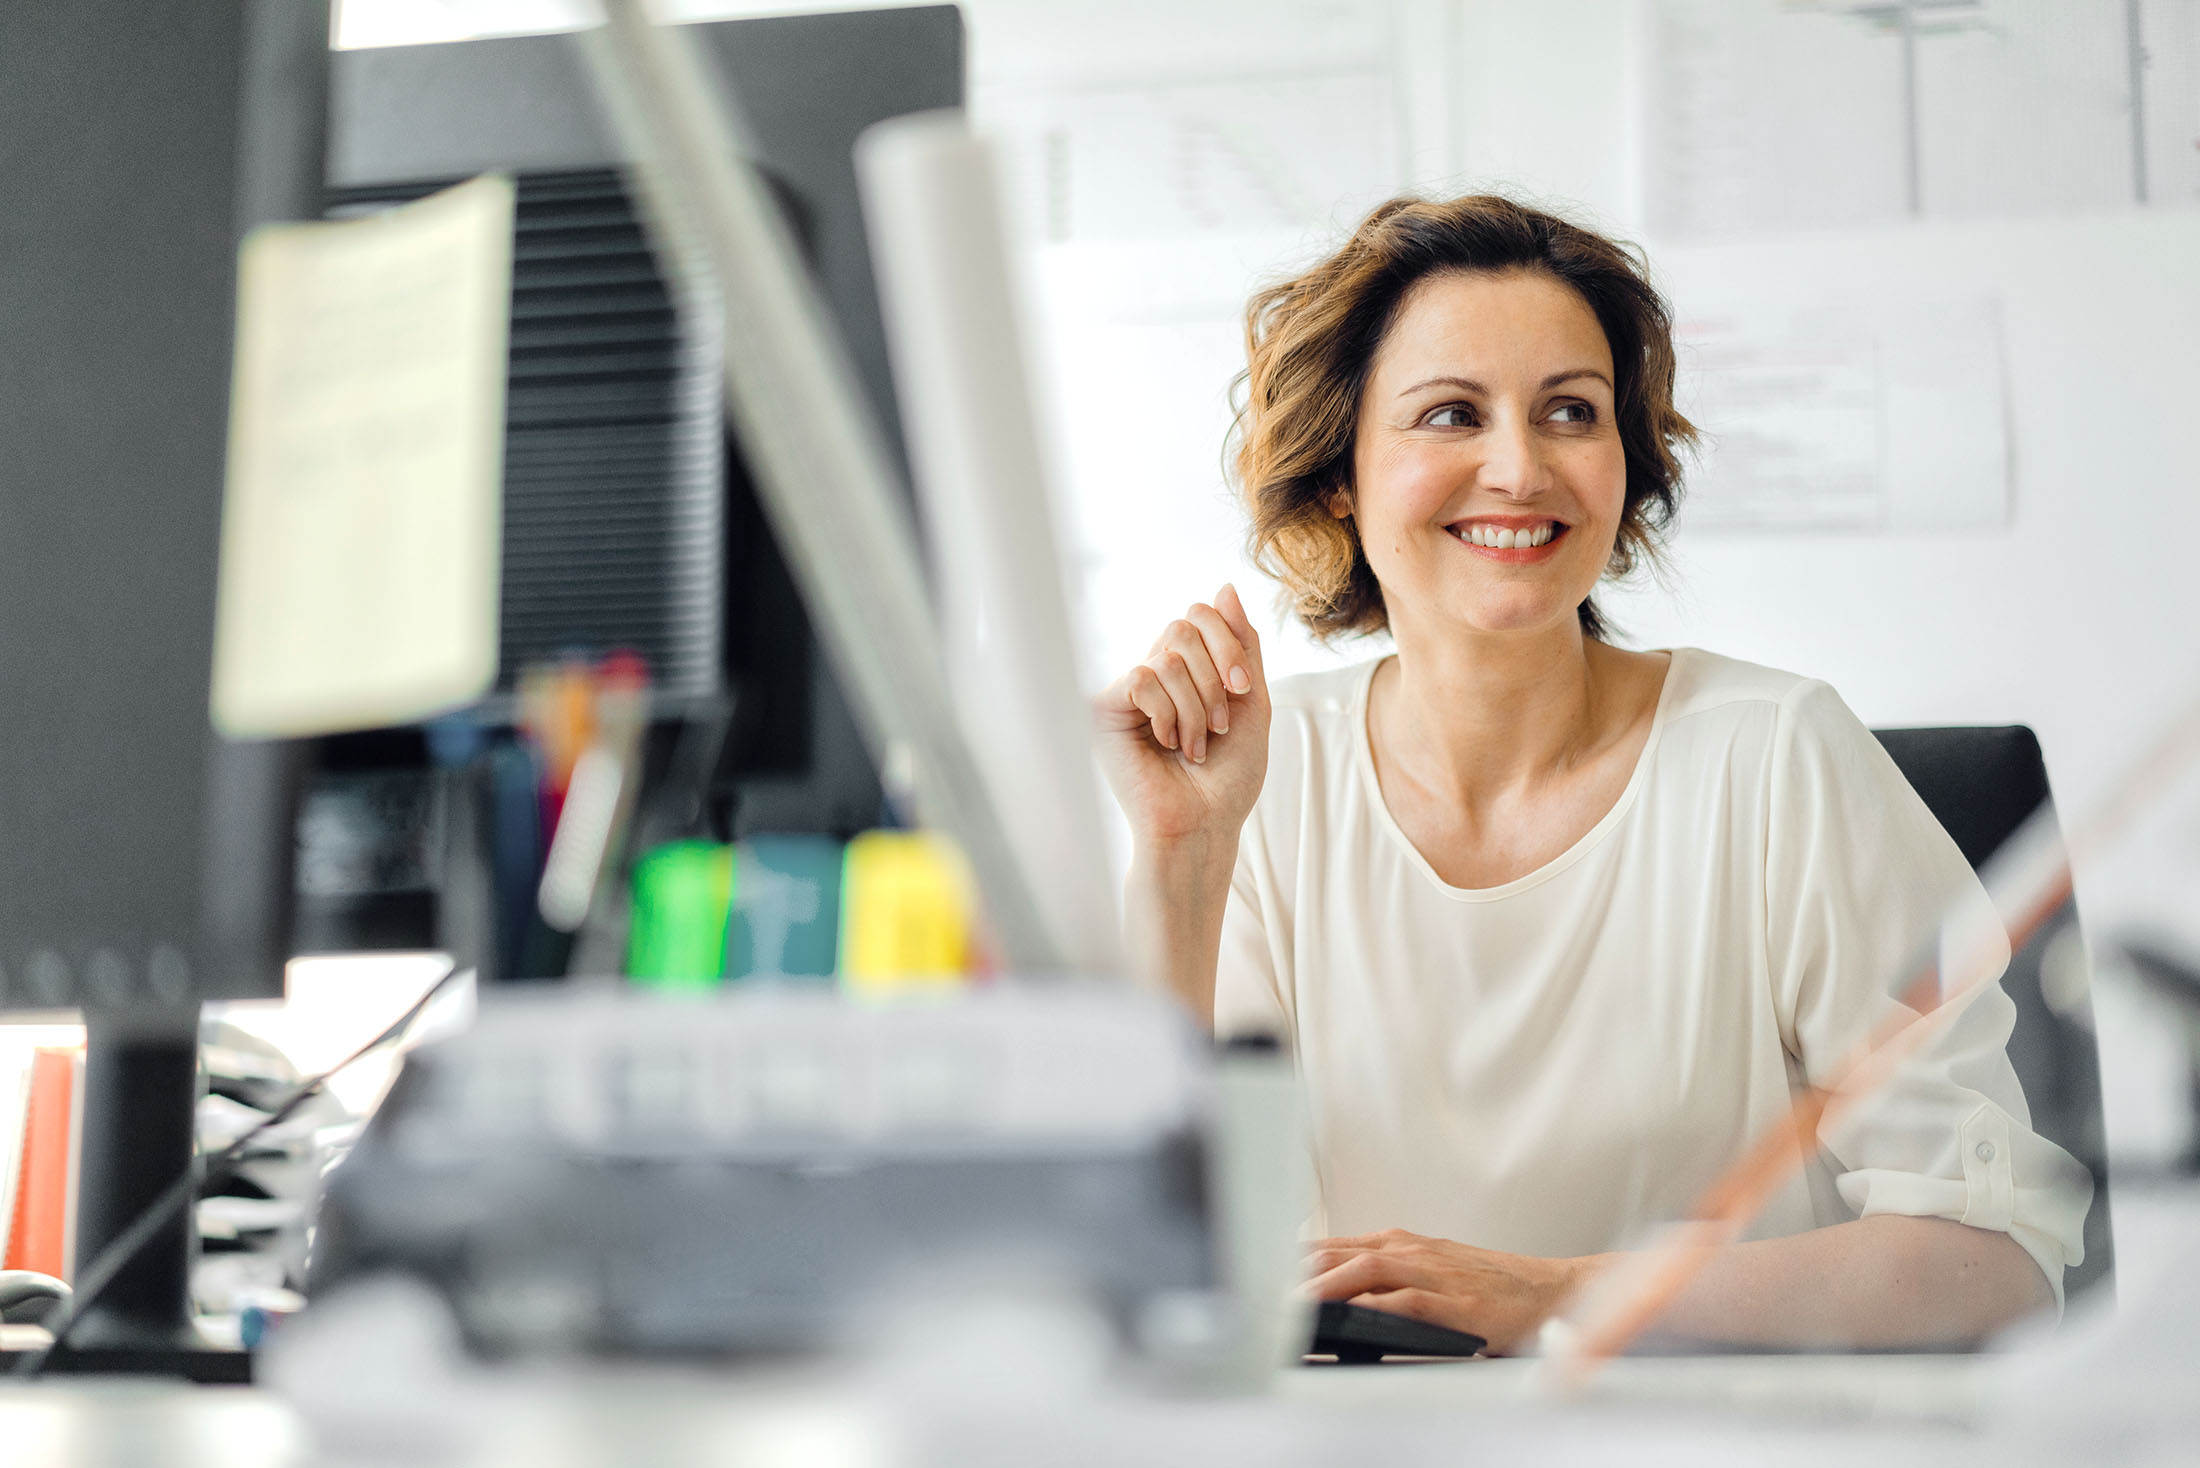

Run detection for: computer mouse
[[1307, 1300, 1486, 1363]]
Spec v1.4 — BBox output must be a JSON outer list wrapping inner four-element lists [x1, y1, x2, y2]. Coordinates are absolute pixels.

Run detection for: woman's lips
[[1446, 520, 1569, 564]]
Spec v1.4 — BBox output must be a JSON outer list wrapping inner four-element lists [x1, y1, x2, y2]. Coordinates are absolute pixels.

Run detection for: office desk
[[3, 1183, 2190, 1468], [0, 1353, 2023, 1468]]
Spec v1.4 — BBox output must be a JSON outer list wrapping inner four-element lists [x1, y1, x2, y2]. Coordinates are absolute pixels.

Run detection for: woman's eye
[[1424, 405, 1477, 428], [1549, 401, 1598, 425]]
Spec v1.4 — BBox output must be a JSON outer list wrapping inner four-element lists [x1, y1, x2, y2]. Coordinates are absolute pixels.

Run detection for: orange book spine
[[2, 1048, 78, 1279]]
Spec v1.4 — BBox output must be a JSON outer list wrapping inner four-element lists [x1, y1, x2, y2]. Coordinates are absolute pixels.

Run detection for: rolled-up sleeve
[[1763, 681, 2093, 1311]]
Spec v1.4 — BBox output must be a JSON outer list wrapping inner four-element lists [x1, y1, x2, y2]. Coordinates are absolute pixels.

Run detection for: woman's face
[[1342, 268, 1626, 643]]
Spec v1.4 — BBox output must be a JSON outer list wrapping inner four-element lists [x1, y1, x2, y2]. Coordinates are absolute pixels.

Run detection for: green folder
[[625, 840, 734, 989]]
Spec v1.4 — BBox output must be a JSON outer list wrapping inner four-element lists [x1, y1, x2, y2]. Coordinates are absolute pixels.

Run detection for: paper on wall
[[1676, 294, 2010, 532], [210, 173, 512, 738], [2139, 0, 2200, 207], [1645, 0, 2148, 240], [983, 68, 1402, 244]]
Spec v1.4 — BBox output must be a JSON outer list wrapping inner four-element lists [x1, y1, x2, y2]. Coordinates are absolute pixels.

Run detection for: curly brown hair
[[1233, 195, 1695, 642]]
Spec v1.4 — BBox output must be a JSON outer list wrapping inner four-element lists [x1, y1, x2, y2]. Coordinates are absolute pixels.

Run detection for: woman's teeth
[[1456, 522, 1556, 549]]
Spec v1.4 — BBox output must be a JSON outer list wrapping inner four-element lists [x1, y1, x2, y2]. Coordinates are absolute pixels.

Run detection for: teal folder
[[728, 834, 843, 980]]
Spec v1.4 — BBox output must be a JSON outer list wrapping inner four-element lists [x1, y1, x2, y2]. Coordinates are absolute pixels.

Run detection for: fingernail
[[1191, 740, 1205, 763], [1228, 666, 1251, 694], [1212, 708, 1229, 735], [1163, 730, 1177, 750]]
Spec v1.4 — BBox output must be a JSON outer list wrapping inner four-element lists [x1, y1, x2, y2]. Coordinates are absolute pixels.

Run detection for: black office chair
[[1872, 725, 2115, 1304]]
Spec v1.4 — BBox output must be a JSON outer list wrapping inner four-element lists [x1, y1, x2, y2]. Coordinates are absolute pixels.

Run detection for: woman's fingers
[[1214, 583, 1264, 685], [1311, 1229, 1411, 1252], [1355, 1287, 1448, 1325], [1122, 663, 1180, 750], [1150, 650, 1212, 762], [1098, 585, 1271, 763], [1156, 616, 1232, 738], [1306, 1248, 1426, 1301], [1179, 604, 1253, 719]]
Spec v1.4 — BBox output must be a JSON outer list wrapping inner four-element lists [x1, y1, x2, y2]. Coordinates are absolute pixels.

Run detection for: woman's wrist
[[1133, 828, 1241, 888], [1545, 1252, 1617, 1330], [1122, 831, 1241, 1024]]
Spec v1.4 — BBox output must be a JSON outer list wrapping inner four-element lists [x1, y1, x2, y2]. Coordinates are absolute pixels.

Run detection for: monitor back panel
[[0, 0, 320, 1008]]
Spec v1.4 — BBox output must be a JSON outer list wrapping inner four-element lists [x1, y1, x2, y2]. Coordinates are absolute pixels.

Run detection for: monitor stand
[[3, 1009, 252, 1383]]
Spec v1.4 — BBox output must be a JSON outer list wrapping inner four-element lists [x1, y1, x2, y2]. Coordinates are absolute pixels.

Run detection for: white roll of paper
[[857, 113, 1125, 978]]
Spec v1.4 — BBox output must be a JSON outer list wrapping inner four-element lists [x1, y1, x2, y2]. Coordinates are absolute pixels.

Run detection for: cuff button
[[1975, 1140, 1997, 1163]]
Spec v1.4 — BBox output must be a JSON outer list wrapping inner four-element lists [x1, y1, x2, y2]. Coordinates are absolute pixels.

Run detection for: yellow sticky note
[[838, 831, 975, 993], [210, 174, 512, 737]]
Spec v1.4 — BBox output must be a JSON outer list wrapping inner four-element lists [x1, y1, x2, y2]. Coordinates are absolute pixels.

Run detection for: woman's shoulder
[[1263, 658, 1380, 764], [1661, 646, 1828, 712], [1658, 647, 1875, 740], [1655, 649, 1895, 798], [1240, 659, 1381, 833], [1268, 658, 1381, 717]]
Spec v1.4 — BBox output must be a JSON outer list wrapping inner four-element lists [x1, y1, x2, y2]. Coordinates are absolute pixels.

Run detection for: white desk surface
[[0, 1355, 2077, 1468], [0, 1347, 2138, 1468], [1, 1181, 2190, 1467]]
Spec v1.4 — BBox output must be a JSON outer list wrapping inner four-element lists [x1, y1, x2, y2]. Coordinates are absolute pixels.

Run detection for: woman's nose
[[1476, 415, 1550, 498]]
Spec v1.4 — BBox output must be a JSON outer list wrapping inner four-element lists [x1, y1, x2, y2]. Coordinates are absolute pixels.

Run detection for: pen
[[538, 652, 650, 938]]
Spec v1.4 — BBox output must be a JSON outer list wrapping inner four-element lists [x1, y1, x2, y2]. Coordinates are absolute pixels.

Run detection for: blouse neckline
[[1349, 646, 1687, 904]]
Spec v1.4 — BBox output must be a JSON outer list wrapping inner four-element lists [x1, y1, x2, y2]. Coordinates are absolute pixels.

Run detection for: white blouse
[[1215, 648, 2091, 1304]]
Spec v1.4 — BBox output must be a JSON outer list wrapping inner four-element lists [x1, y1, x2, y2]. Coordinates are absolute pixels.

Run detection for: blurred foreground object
[[308, 986, 1301, 1383], [211, 175, 512, 739], [1875, 725, 2115, 1301], [0, 0, 319, 1377], [856, 112, 1124, 978]]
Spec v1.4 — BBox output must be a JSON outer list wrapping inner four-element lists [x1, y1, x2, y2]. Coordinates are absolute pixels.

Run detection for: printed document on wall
[[1677, 294, 2010, 532], [211, 174, 512, 738], [1644, 0, 2149, 239]]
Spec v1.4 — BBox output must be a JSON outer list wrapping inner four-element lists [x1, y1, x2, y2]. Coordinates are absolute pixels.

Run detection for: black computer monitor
[[296, 7, 963, 970], [0, 0, 326, 1370]]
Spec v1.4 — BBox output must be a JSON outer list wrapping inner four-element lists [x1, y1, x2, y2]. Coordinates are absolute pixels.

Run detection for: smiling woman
[[1091, 195, 2093, 1357], [1237, 195, 1691, 644]]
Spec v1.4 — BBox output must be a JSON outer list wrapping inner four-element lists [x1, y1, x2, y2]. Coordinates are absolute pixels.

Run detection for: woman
[[1093, 196, 2088, 1355]]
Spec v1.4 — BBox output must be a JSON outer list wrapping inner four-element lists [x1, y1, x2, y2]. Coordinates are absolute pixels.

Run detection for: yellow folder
[[837, 831, 977, 993]]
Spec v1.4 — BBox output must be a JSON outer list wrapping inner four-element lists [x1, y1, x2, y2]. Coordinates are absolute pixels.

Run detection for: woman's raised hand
[[1093, 583, 1271, 847]]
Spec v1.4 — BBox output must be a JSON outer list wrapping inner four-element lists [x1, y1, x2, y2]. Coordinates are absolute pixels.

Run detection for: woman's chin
[[1442, 595, 1588, 640]]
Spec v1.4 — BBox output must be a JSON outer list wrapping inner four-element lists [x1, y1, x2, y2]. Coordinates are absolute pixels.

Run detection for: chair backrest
[[1872, 725, 2115, 1304]]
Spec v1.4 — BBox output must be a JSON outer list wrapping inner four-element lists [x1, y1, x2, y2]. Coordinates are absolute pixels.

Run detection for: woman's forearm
[[1123, 833, 1239, 1027], [1632, 1215, 2054, 1350]]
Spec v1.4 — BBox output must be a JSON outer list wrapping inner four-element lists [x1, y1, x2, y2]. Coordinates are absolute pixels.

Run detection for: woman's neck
[[1374, 610, 1622, 808]]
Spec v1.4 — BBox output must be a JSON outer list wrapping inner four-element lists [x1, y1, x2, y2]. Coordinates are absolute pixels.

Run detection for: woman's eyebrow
[[1396, 373, 1485, 399], [1395, 368, 1611, 399]]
